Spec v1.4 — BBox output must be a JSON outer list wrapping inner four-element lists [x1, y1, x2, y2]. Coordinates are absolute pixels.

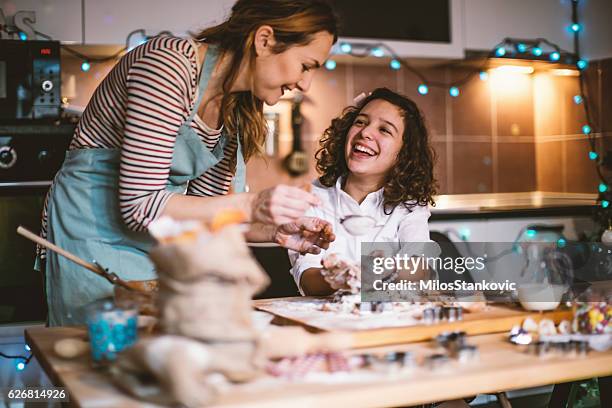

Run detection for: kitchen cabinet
[[3, 0, 81, 43], [464, 0, 612, 60], [83, 0, 234, 45]]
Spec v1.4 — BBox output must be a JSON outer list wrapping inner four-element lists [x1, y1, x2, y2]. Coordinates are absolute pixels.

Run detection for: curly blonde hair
[[316, 87, 437, 213]]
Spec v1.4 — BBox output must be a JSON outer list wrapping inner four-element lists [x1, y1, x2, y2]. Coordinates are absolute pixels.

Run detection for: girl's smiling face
[[344, 99, 405, 182]]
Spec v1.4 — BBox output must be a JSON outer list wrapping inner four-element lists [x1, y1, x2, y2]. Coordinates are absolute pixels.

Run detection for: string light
[[16, 361, 26, 371], [340, 43, 352, 53], [449, 86, 460, 97], [516, 43, 527, 53], [18, 32, 27, 41], [599, 184, 608, 193], [573, 95, 583, 104], [495, 47, 506, 57], [576, 59, 588, 70], [479, 71, 489, 81], [324, 59, 336, 70], [589, 151, 598, 161], [389, 59, 401, 70], [582, 124, 592, 135], [80, 61, 91, 72], [417, 84, 429, 95], [531, 47, 543, 56], [549, 52, 560, 61], [570, 23, 582, 33], [370, 47, 384, 58], [602, 200, 610, 209]]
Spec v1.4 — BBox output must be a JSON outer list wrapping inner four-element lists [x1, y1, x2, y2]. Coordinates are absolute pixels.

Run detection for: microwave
[[0, 40, 61, 122]]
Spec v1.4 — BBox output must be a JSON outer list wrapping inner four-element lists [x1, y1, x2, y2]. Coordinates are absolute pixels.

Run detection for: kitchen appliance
[[0, 123, 73, 324], [0, 39, 62, 122]]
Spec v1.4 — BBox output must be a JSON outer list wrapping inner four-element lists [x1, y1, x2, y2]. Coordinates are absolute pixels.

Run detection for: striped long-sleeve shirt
[[39, 36, 237, 258]]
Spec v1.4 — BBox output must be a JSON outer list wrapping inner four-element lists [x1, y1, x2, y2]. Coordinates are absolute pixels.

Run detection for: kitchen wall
[[61, 54, 611, 194]]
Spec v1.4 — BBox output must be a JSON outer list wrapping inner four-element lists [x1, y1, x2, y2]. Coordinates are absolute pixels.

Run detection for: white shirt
[[289, 178, 433, 293]]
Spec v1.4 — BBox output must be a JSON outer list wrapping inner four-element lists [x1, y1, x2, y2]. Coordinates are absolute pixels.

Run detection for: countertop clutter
[[25, 320, 612, 408], [15, 216, 611, 408]]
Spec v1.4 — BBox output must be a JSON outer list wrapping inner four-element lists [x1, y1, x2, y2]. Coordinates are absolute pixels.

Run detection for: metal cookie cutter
[[425, 353, 450, 370], [456, 345, 479, 363], [435, 331, 467, 354], [529, 341, 553, 358], [444, 306, 464, 322]]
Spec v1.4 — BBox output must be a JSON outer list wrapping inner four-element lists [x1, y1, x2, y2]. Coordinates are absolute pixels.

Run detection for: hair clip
[[353, 92, 371, 105]]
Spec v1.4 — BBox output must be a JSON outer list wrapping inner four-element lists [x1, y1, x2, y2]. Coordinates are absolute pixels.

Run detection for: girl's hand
[[274, 217, 335, 254], [252, 185, 321, 226], [321, 253, 361, 293]]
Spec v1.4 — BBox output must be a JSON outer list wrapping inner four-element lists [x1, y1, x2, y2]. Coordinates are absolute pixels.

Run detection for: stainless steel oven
[[0, 124, 73, 324]]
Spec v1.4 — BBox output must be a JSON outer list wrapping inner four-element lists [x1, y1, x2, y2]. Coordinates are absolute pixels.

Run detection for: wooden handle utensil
[[16, 225, 144, 293]]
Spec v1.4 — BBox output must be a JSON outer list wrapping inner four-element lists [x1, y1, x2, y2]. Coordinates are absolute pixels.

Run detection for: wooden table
[[25, 327, 612, 408], [254, 298, 575, 348]]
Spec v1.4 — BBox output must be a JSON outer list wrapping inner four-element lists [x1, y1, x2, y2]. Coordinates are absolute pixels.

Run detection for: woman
[[38, 0, 338, 325], [289, 88, 438, 295]]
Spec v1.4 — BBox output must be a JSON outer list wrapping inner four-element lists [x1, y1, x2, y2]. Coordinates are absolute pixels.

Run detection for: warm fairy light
[[552, 69, 579, 76], [489, 65, 534, 75]]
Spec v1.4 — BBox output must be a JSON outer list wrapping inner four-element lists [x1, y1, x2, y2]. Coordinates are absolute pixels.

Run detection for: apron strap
[[184, 43, 220, 128], [232, 120, 246, 193]]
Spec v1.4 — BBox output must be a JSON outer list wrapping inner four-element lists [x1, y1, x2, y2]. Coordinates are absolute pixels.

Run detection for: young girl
[[289, 87, 437, 295]]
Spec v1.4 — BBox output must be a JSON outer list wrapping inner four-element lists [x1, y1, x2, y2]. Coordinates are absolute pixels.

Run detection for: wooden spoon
[[16, 225, 146, 293]]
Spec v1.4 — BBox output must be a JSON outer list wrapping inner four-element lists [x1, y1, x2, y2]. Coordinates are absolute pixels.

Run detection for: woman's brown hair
[[316, 87, 437, 213], [194, 0, 338, 167]]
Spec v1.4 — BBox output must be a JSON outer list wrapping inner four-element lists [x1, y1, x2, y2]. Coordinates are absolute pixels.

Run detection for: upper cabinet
[[3, 0, 82, 43], [83, 0, 235, 45], [464, 0, 612, 61], [6, 0, 612, 60], [331, 0, 465, 59]]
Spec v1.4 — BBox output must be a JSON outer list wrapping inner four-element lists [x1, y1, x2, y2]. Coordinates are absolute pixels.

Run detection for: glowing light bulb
[[532, 47, 543, 57], [495, 47, 506, 57], [582, 124, 592, 135], [417, 84, 429, 95], [550, 52, 560, 61], [390, 59, 401, 70], [602, 200, 610, 208], [516, 43, 527, 53], [573, 95, 583, 104], [449, 86, 460, 97], [371, 47, 384, 58], [340, 43, 352, 53], [599, 183, 608, 193], [557, 238, 567, 247], [577, 59, 588, 70], [570, 23, 582, 32], [16, 362, 26, 371], [459, 227, 471, 240], [19, 32, 28, 41], [81, 61, 91, 72], [526, 229, 537, 239], [479, 71, 489, 81], [589, 151, 598, 160], [324, 59, 336, 70]]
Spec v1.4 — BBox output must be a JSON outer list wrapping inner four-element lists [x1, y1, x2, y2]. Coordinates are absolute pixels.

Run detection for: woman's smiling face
[[344, 99, 405, 181]]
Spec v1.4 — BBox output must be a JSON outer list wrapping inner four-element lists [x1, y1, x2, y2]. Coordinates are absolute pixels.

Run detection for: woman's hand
[[251, 185, 321, 226], [274, 217, 335, 254]]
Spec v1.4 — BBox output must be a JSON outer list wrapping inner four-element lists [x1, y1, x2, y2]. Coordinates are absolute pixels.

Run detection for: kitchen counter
[[24, 325, 612, 408], [431, 192, 597, 220]]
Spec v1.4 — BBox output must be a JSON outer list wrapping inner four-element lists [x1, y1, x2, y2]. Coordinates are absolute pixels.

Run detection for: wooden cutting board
[[254, 297, 574, 348]]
